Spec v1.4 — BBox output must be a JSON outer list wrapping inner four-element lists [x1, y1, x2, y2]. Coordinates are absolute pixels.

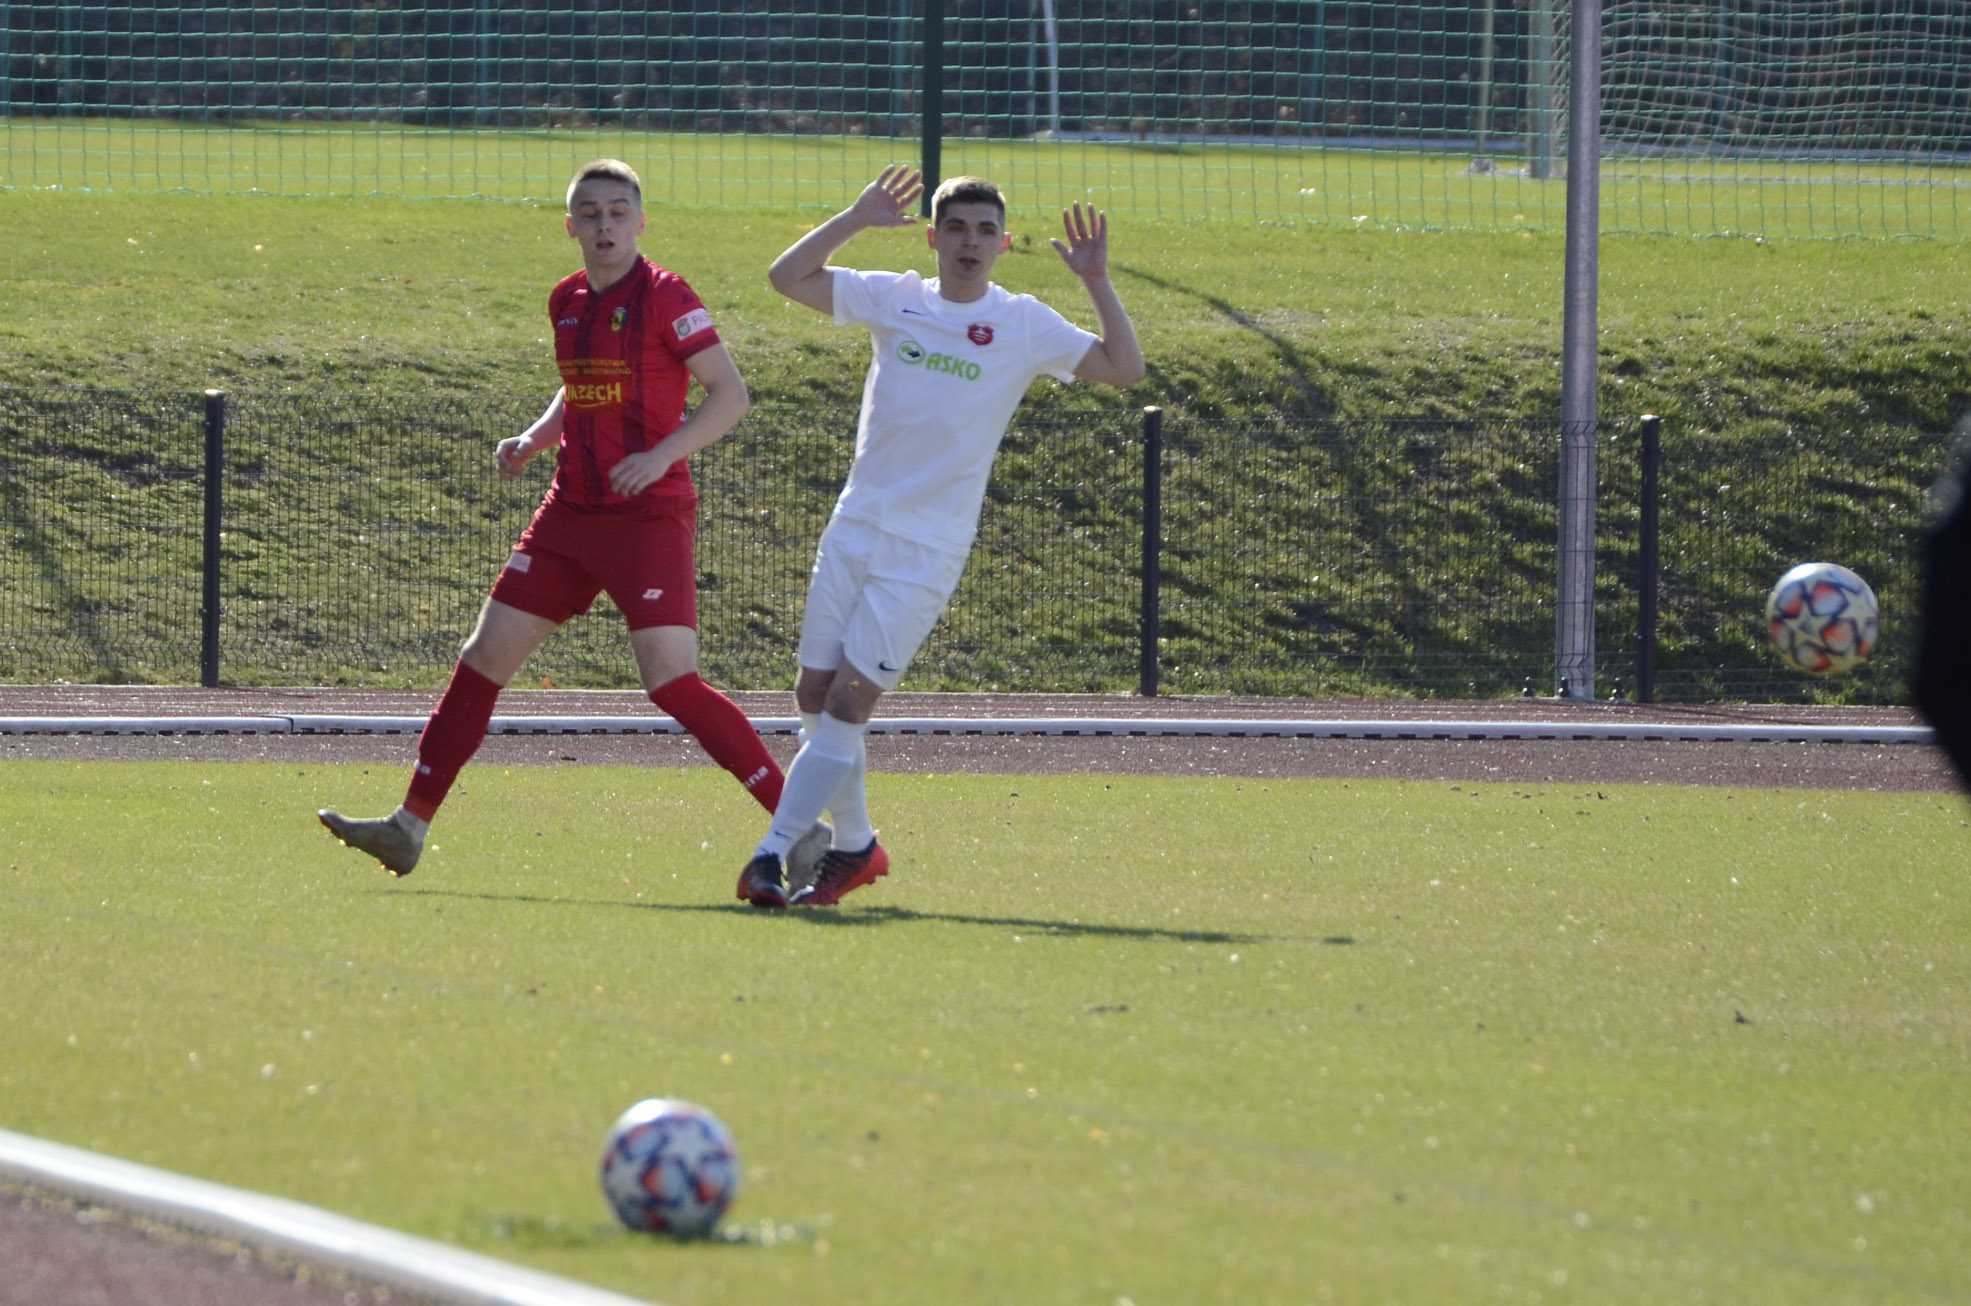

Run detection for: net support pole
[[1034, 0, 1062, 137], [58, 3, 81, 115], [1555, 0, 1601, 699], [474, 0, 498, 125], [1637, 414, 1662, 704], [1529, 0, 1559, 178], [920, 0, 945, 213], [1300, 3, 1328, 129], [1473, 0, 1496, 163], [1139, 406, 1164, 699], [200, 389, 227, 689]]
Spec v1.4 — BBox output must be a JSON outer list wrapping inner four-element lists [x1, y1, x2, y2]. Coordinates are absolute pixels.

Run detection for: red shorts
[[489, 497, 699, 631]]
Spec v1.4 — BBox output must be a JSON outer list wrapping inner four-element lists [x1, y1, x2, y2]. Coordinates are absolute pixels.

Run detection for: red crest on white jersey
[[967, 323, 994, 346]]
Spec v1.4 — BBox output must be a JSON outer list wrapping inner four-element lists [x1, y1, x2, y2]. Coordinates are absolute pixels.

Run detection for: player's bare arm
[[607, 342, 751, 497], [768, 165, 926, 315], [498, 389, 567, 480], [1053, 203, 1146, 388]]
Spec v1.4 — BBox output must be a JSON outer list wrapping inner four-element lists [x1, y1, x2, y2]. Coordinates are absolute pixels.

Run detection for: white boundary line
[[0, 714, 1938, 746], [0, 1127, 660, 1306]]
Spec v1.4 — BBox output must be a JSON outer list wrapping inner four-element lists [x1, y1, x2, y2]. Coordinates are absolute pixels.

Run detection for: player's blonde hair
[[567, 158, 643, 209], [930, 175, 1005, 227]]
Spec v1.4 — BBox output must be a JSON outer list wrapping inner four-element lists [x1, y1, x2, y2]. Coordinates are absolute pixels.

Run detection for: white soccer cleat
[[317, 809, 423, 877], [783, 819, 835, 895]]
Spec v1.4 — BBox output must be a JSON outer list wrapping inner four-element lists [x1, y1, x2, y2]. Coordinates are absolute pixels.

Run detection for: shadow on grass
[[471, 1213, 816, 1251], [393, 887, 1356, 948], [0, 453, 133, 683], [1113, 259, 1335, 417]]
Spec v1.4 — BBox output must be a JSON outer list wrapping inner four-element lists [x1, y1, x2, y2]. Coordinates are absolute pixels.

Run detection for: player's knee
[[795, 667, 836, 715], [825, 664, 883, 724]]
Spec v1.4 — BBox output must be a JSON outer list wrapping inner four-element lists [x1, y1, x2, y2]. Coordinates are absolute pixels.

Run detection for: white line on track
[[0, 1127, 661, 1306], [0, 714, 1938, 746]]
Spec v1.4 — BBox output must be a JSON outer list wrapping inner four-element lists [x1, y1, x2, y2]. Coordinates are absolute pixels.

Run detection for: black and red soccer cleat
[[735, 852, 790, 909], [789, 839, 889, 907]]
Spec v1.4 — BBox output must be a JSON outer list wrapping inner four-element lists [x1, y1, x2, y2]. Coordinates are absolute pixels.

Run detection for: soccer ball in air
[[1765, 562, 1879, 676], [599, 1098, 740, 1236]]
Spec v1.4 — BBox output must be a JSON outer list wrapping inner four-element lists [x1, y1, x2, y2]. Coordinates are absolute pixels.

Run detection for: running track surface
[[2, 686, 1958, 791]]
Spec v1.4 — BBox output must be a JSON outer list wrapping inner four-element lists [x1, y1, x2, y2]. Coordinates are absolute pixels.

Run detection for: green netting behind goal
[[3, 1, 1964, 238]]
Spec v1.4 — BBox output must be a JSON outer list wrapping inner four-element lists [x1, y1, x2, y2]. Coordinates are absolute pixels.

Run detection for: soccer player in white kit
[[738, 166, 1145, 908]]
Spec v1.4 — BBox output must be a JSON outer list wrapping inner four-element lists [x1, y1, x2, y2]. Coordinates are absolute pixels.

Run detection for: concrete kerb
[[0, 1127, 662, 1306], [0, 714, 1938, 746]]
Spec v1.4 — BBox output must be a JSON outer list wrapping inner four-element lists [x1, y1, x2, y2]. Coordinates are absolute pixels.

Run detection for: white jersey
[[829, 267, 1099, 554]]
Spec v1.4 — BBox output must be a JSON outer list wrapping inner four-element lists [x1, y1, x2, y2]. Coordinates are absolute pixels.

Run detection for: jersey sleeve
[[831, 268, 911, 328], [547, 275, 578, 330], [1023, 298, 1102, 384], [647, 271, 722, 362]]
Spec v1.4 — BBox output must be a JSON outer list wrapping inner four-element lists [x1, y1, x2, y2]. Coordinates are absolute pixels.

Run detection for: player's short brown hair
[[567, 158, 642, 209], [930, 175, 1005, 227]]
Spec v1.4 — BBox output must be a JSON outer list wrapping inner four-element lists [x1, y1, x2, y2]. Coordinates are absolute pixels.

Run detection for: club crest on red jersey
[[611, 306, 628, 332], [967, 323, 994, 346]]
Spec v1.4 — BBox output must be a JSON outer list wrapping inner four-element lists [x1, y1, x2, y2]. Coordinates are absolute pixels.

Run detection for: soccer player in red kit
[[319, 159, 824, 882]]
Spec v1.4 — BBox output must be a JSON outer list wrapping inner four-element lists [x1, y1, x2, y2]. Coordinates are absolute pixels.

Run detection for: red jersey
[[545, 256, 721, 516]]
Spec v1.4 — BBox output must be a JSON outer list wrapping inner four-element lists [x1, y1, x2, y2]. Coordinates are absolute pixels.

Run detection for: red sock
[[404, 661, 502, 821], [650, 672, 783, 813]]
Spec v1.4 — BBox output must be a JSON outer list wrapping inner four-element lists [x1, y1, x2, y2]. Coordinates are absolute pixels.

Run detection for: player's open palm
[[854, 166, 925, 228], [1050, 202, 1110, 280]]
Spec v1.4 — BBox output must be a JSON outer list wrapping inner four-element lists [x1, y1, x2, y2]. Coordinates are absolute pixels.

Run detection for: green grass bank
[[0, 189, 1963, 699], [2, 189, 1963, 434]]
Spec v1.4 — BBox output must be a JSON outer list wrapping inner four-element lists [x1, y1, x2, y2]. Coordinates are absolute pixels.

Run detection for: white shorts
[[796, 515, 970, 692]]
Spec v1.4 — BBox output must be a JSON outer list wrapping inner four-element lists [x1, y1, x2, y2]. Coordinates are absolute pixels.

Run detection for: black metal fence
[[0, 388, 1949, 702]]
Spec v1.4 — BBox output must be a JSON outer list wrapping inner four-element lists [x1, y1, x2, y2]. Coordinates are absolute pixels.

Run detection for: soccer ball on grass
[[1765, 562, 1879, 676], [599, 1098, 740, 1236]]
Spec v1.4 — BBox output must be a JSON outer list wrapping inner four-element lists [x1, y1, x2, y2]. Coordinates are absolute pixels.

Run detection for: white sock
[[825, 743, 874, 851], [794, 707, 871, 845], [755, 713, 864, 859], [797, 710, 871, 846]]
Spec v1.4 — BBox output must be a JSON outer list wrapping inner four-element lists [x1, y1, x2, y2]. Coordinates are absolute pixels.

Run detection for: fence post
[[1139, 406, 1163, 698], [1637, 413, 1661, 703], [200, 389, 226, 688], [919, 0, 944, 212]]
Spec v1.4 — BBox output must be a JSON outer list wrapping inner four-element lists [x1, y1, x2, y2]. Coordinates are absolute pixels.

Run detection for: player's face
[[565, 179, 646, 277], [927, 201, 1011, 294]]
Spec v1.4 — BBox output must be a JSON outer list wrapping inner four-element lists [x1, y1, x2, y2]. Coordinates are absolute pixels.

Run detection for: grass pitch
[[2, 758, 1967, 1304], [6, 120, 1965, 241]]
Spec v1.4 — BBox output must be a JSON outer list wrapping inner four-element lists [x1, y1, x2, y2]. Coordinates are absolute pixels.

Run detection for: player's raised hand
[[853, 165, 925, 228], [1049, 202, 1110, 280]]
